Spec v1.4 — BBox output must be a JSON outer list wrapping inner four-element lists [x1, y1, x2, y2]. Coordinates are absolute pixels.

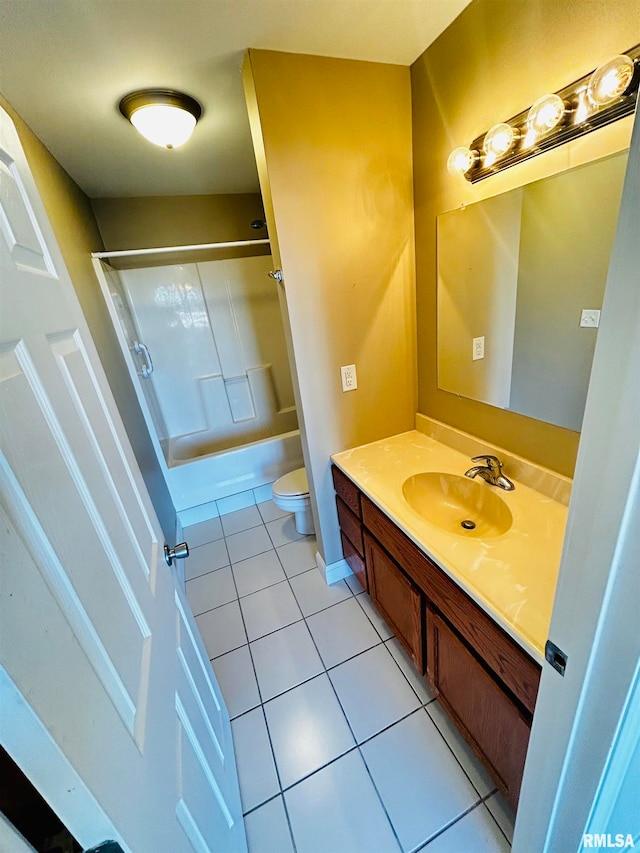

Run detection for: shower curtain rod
[[92, 238, 270, 260]]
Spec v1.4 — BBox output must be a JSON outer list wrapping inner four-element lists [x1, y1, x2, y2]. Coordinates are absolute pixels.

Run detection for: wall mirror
[[437, 150, 627, 432]]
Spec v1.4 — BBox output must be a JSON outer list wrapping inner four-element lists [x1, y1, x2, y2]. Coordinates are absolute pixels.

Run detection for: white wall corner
[[175, 515, 184, 541], [315, 550, 352, 586]]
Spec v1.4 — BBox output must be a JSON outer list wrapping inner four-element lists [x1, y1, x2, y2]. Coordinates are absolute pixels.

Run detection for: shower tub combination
[[93, 245, 303, 514]]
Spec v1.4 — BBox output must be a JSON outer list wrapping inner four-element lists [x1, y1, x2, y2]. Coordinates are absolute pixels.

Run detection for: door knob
[[164, 542, 189, 566], [268, 269, 283, 282]]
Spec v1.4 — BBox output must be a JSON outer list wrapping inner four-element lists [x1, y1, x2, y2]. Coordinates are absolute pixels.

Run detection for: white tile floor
[[184, 499, 516, 853]]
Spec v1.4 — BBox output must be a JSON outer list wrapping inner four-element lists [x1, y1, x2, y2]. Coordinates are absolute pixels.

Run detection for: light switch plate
[[340, 364, 357, 392], [472, 336, 485, 360], [580, 309, 601, 328]]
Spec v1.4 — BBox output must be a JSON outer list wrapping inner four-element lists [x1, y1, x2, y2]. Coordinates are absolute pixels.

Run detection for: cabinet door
[[336, 497, 364, 556], [365, 533, 423, 671], [427, 608, 531, 809], [362, 494, 540, 714], [341, 532, 368, 592]]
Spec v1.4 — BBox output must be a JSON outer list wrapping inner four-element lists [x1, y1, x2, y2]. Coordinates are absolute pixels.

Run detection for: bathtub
[[93, 257, 303, 518], [164, 428, 304, 512]]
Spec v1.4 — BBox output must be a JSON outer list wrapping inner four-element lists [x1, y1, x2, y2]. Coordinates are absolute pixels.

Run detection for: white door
[[0, 107, 246, 852], [513, 105, 640, 850]]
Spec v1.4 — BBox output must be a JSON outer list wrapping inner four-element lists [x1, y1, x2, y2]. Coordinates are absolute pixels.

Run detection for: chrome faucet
[[465, 454, 515, 491]]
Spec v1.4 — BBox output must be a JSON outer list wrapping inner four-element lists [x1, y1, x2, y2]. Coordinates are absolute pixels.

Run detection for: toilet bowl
[[272, 467, 315, 535]]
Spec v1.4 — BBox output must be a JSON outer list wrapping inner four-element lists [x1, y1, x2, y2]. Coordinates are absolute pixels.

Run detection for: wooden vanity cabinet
[[365, 532, 423, 671], [332, 466, 368, 591], [332, 464, 541, 809], [427, 608, 531, 807]]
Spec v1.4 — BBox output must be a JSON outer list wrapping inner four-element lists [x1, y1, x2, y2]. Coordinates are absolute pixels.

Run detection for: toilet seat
[[272, 467, 308, 498]]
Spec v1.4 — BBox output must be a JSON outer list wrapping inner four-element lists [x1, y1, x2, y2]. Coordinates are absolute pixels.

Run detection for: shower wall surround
[[120, 255, 297, 454]]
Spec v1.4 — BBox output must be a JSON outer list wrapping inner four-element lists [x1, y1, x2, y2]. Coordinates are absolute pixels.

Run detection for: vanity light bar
[[450, 45, 640, 183]]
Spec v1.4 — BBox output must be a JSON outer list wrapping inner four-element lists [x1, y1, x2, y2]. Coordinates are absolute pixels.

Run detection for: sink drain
[[461, 519, 476, 530]]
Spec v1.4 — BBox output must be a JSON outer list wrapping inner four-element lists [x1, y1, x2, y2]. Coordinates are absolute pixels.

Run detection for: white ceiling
[[0, 0, 471, 198]]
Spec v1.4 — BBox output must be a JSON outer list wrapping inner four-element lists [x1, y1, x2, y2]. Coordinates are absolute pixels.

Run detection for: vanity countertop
[[332, 430, 569, 664]]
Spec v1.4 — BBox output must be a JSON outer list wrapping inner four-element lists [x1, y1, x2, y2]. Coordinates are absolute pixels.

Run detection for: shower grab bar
[[132, 340, 153, 378]]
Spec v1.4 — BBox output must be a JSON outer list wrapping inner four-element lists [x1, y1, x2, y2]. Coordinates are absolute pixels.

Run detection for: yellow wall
[[91, 193, 269, 267], [244, 50, 416, 565], [0, 94, 176, 536], [411, 0, 639, 476]]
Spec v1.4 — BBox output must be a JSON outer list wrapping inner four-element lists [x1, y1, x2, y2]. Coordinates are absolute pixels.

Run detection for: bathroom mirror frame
[[436, 149, 628, 432]]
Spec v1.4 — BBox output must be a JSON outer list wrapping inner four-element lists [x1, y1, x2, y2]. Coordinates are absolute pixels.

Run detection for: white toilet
[[271, 467, 315, 535]]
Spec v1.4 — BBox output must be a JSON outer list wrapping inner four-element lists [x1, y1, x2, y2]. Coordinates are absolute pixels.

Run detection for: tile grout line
[[268, 578, 497, 842], [217, 544, 427, 712], [423, 700, 498, 802], [227, 637, 387, 719], [350, 592, 441, 706], [188, 531, 316, 588], [222, 521, 299, 853], [278, 566, 405, 853], [346, 577, 500, 807], [193, 513, 503, 850], [213, 584, 492, 819], [194, 563, 341, 620], [220, 517, 265, 538], [479, 790, 513, 847], [341, 584, 437, 712], [412, 797, 488, 853], [184, 538, 231, 583], [382, 637, 439, 709], [242, 700, 490, 817], [262, 515, 306, 551]]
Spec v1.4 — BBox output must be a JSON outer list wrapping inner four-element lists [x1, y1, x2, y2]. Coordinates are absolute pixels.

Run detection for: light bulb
[[587, 55, 635, 106], [483, 123, 518, 166], [447, 147, 477, 175], [527, 94, 565, 136], [130, 104, 197, 149]]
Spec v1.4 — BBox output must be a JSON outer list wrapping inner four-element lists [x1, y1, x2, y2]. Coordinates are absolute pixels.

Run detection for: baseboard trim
[[316, 551, 352, 586], [178, 500, 220, 528]]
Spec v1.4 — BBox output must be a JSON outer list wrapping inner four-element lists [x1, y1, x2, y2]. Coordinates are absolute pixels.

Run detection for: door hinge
[[545, 639, 568, 676], [268, 268, 283, 283]]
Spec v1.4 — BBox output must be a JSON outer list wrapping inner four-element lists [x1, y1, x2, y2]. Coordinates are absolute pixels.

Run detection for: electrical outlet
[[472, 336, 485, 360], [340, 364, 357, 392], [580, 309, 601, 328]]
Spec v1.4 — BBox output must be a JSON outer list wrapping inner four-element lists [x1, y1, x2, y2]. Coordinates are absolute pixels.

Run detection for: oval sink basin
[[402, 472, 513, 538]]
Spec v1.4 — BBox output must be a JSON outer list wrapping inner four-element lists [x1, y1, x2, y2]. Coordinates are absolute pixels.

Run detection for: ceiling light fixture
[[448, 45, 639, 182], [119, 89, 202, 149]]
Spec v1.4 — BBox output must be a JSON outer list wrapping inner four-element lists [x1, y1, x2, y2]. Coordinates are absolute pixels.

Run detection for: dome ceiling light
[[447, 44, 639, 183], [119, 89, 202, 149]]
